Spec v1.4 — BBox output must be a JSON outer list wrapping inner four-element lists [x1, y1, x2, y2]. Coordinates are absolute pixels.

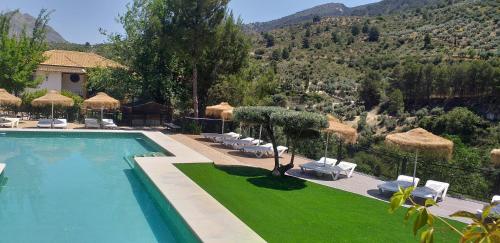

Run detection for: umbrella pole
[[101, 107, 104, 129], [51, 101, 54, 128], [258, 125, 262, 146], [221, 119, 225, 134], [413, 150, 418, 186], [324, 133, 329, 166]]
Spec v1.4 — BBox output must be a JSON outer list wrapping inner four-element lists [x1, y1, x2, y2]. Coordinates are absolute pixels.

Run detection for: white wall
[[32, 71, 62, 91], [61, 73, 85, 96]]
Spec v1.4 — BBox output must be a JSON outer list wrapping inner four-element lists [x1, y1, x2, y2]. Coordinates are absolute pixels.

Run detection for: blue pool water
[[0, 132, 198, 243]]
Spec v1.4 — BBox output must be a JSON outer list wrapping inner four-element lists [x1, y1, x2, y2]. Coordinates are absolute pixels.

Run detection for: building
[[34, 50, 122, 97]]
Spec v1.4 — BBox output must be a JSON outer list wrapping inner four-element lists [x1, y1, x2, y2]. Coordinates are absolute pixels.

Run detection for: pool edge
[[137, 132, 265, 243]]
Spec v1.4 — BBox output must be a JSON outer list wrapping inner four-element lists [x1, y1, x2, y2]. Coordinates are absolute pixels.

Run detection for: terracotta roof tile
[[40, 50, 123, 69]]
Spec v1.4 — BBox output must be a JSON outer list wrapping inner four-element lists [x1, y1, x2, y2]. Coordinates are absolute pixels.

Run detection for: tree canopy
[[106, 0, 249, 115], [234, 106, 327, 176], [0, 10, 50, 95]]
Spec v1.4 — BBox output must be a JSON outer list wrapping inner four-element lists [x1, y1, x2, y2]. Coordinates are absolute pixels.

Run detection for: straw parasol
[[0, 89, 22, 107], [32, 90, 74, 127], [83, 92, 120, 121], [206, 102, 233, 117], [322, 115, 358, 165], [385, 128, 453, 184], [491, 149, 500, 167], [205, 102, 234, 133]]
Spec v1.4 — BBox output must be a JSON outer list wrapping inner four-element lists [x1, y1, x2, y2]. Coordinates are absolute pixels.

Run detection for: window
[[70, 74, 80, 83]]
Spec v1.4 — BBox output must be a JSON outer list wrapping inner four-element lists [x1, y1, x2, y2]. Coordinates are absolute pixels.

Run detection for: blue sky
[[0, 0, 379, 44]]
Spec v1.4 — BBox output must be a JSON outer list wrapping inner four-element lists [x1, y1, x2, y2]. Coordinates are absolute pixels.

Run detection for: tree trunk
[[277, 143, 295, 176], [192, 63, 199, 118], [267, 124, 281, 176]]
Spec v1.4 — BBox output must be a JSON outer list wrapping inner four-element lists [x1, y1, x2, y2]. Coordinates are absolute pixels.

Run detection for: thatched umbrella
[[32, 90, 74, 127], [0, 89, 22, 107], [385, 128, 453, 184], [83, 92, 120, 121], [322, 115, 358, 165], [205, 102, 234, 133], [491, 149, 500, 167]]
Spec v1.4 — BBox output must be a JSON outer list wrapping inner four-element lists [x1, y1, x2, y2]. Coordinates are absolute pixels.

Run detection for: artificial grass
[[176, 163, 464, 243]]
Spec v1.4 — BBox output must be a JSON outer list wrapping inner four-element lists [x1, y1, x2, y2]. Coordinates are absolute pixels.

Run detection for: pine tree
[[351, 24, 360, 36], [368, 27, 380, 42], [302, 37, 310, 49], [423, 33, 433, 49], [281, 48, 290, 60]]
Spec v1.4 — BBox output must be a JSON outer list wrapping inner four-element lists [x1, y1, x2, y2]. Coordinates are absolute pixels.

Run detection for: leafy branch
[[389, 187, 500, 242]]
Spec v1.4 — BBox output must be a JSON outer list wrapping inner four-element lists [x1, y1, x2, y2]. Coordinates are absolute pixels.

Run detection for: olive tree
[[234, 106, 327, 176], [271, 110, 328, 175]]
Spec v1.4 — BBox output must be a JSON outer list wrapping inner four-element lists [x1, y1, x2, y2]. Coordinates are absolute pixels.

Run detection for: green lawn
[[176, 163, 464, 243]]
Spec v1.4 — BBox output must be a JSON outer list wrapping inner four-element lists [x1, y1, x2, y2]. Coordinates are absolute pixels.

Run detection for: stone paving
[[171, 134, 487, 223]]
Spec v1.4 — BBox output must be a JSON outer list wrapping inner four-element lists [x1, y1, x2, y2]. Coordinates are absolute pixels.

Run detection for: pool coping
[[0, 129, 265, 243]]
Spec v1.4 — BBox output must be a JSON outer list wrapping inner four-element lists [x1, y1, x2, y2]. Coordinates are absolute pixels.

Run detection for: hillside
[[247, 0, 449, 32], [246, 3, 349, 32], [7, 10, 66, 43], [249, 0, 499, 120]]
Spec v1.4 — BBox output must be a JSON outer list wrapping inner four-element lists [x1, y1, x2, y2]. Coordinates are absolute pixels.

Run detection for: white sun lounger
[[214, 133, 240, 143], [478, 195, 500, 216], [0, 117, 20, 128], [242, 143, 288, 158], [331, 162, 357, 180], [222, 137, 253, 147], [411, 180, 450, 202], [201, 132, 240, 142], [85, 118, 100, 128], [223, 137, 264, 150], [102, 119, 118, 129], [0, 163, 5, 176], [300, 157, 338, 172], [37, 119, 53, 128], [52, 119, 68, 129], [300, 159, 356, 180], [378, 175, 420, 194]]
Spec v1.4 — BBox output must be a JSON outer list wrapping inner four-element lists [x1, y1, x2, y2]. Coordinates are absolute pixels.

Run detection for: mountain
[[246, 3, 349, 32], [246, 0, 446, 32], [7, 11, 67, 43]]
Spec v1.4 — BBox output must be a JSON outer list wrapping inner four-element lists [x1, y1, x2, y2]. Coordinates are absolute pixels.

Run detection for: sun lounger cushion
[[53, 119, 67, 129], [300, 161, 357, 180], [377, 175, 420, 194], [85, 118, 100, 128], [37, 119, 53, 128]]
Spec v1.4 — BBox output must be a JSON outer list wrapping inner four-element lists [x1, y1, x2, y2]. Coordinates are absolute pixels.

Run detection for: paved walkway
[[171, 134, 486, 223]]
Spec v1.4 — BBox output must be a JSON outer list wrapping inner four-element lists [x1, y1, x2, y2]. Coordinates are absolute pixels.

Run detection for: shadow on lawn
[[215, 165, 307, 191]]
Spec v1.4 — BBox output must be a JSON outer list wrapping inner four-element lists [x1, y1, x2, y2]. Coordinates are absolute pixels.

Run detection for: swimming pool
[[0, 131, 199, 243]]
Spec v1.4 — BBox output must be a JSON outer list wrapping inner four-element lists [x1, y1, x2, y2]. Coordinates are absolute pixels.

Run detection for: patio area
[[170, 134, 486, 223]]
